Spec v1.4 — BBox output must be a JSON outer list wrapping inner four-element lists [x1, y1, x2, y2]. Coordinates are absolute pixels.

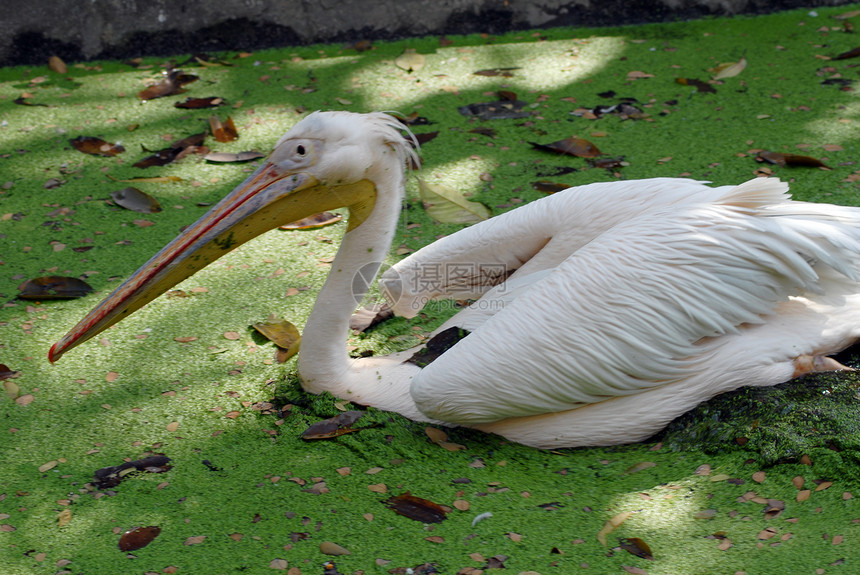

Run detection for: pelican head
[[49, 111, 415, 363]]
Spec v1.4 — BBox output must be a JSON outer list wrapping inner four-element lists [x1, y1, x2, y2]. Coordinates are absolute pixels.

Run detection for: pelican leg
[[792, 354, 854, 378]]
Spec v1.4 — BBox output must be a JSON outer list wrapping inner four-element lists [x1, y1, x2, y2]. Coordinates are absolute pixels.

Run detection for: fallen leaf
[[280, 212, 343, 230], [252, 316, 301, 359], [93, 455, 172, 489], [110, 187, 162, 213], [184, 535, 206, 545], [174, 97, 225, 109], [473, 67, 520, 77], [209, 116, 238, 143], [712, 56, 747, 80], [394, 49, 425, 72], [15, 394, 35, 406], [458, 98, 530, 120], [269, 559, 288, 570], [70, 136, 125, 157], [757, 151, 829, 168], [17, 276, 94, 300], [418, 179, 490, 224], [49, 55, 67, 74], [320, 541, 351, 555], [619, 537, 654, 560], [57, 508, 72, 527], [530, 137, 602, 158], [424, 426, 466, 451], [106, 175, 184, 183], [384, 493, 448, 523], [3, 380, 20, 400], [138, 69, 198, 100], [38, 460, 58, 473], [134, 132, 206, 168], [597, 511, 634, 545], [119, 526, 161, 551], [301, 411, 366, 440], [204, 151, 265, 163], [834, 46, 860, 60], [531, 180, 571, 194], [1, 364, 21, 383], [675, 77, 717, 93]]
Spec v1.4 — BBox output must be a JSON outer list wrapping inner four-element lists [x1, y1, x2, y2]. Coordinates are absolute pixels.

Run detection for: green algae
[[1, 5, 860, 574]]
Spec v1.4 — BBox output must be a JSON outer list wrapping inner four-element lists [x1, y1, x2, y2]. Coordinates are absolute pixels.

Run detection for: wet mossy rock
[[656, 370, 860, 469]]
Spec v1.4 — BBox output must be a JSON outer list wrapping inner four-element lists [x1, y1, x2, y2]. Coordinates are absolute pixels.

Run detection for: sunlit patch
[[353, 36, 626, 109]]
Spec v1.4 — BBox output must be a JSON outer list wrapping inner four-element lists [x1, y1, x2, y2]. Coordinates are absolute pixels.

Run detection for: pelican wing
[[382, 178, 760, 318], [407, 179, 860, 424]]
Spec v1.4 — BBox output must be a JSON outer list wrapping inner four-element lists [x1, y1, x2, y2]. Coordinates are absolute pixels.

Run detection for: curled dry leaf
[[210, 116, 238, 143], [319, 541, 351, 556], [757, 151, 829, 169], [834, 46, 860, 60], [93, 454, 172, 489], [301, 410, 366, 440], [675, 78, 716, 93], [394, 49, 425, 72], [280, 212, 343, 230], [204, 151, 265, 163], [473, 67, 520, 77], [530, 137, 602, 158], [458, 99, 530, 120], [57, 508, 72, 527], [619, 537, 654, 560], [119, 526, 161, 551], [174, 97, 224, 109], [138, 68, 198, 100], [70, 136, 125, 157], [3, 380, 20, 401], [0, 364, 21, 382], [110, 187, 162, 213], [18, 276, 93, 300], [134, 132, 207, 168], [418, 179, 490, 224], [106, 174, 184, 183], [712, 56, 747, 80], [251, 316, 301, 359], [531, 181, 571, 194], [425, 426, 466, 451], [48, 55, 67, 74], [597, 511, 634, 545], [384, 492, 448, 523]]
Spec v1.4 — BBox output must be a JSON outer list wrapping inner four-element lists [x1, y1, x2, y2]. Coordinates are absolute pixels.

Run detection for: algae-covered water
[[1, 6, 859, 574]]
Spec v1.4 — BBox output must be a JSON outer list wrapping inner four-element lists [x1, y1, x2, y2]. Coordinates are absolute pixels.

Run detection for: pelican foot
[[792, 354, 854, 378]]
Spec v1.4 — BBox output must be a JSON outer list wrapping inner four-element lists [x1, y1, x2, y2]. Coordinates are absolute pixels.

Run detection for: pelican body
[[50, 111, 860, 448]]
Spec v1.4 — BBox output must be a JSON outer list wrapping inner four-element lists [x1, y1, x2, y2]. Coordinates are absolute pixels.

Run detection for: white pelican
[[50, 111, 860, 448]]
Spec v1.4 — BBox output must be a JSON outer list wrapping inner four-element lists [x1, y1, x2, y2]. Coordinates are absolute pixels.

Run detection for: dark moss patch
[[655, 371, 860, 469]]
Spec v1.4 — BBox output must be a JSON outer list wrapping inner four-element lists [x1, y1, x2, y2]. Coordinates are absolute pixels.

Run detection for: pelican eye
[[296, 144, 307, 156]]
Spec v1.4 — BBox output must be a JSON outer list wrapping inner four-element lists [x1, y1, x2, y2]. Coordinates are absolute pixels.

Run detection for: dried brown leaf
[[301, 411, 366, 440], [530, 137, 602, 158], [18, 276, 93, 300], [384, 492, 448, 523], [119, 526, 161, 551], [110, 187, 162, 213], [70, 136, 125, 157]]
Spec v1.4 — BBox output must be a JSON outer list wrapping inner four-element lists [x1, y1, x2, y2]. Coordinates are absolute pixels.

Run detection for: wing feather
[[409, 180, 860, 424]]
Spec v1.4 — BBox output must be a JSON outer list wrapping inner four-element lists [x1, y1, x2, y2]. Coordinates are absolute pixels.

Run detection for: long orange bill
[[49, 164, 328, 363]]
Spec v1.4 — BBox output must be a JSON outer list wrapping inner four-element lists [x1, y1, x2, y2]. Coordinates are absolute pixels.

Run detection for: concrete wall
[[1, 0, 854, 67]]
